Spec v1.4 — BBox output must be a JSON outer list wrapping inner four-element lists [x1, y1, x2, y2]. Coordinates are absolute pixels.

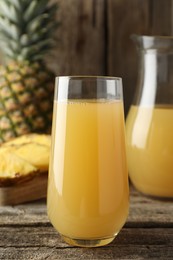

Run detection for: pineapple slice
[[3, 134, 51, 147], [13, 143, 50, 171], [1, 134, 51, 171], [0, 151, 38, 186], [0, 134, 51, 186]]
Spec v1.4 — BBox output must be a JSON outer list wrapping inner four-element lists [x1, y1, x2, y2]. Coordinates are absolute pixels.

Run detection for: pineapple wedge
[[0, 134, 51, 186], [13, 143, 50, 171], [0, 150, 38, 186], [3, 134, 51, 147]]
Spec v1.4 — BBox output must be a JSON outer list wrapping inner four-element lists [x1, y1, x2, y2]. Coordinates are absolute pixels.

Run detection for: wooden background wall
[[9, 0, 173, 114]]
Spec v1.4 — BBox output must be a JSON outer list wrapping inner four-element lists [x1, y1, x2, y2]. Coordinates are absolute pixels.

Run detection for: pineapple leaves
[[0, 1, 20, 24], [0, 17, 20, 40], [24, 0, 48, 22], [0, 34, 19, 52], [20, 29, 49, 46], [20, 34, 30, 46], [6, 0, 21, 11], [27, 13, 49, 33], [46, 3, 59, 17], [0, 1, 11, 18], [0, 0, 59, 62], [0, 43, 17, 60], [18, 39, 53, 61]]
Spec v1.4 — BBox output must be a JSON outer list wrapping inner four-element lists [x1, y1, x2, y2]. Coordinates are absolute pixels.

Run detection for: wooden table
[[0, 186, 172, 260]]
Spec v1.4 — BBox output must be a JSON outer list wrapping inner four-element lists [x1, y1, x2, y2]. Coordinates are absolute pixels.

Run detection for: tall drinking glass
[[47, 76, 129, 247]]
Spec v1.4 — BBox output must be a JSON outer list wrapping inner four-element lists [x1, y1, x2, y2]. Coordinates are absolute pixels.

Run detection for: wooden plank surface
[[48, 0, 173, 115], [0, 2, 173, 257], [1, 0, 173, 114], [49, 0, 150, 114], [149, 0, 173, 35], [48, 0, 106, 76], [0, 186, 172, 259], [107, 0, 149, 114], [0, 227, 172, 260], [0, 187, 172, 226]]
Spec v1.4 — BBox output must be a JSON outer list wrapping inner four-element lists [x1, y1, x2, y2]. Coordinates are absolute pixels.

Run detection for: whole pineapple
[[0, 0, 58, 143]]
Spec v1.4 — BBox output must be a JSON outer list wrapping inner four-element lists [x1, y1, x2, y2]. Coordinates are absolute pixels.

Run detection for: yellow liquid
[[126, 105, 173, 198], [47, 100, 129, 245]]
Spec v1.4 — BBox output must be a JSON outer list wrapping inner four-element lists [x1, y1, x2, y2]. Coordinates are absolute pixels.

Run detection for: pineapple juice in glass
[[47, 76, 129, 247]]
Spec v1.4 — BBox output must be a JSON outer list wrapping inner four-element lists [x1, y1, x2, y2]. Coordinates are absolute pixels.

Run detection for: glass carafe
[[126, 35, 173, 199]]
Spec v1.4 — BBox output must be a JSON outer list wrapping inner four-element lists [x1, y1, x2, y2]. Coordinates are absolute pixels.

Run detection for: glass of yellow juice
[[47, 76, 129, 247]]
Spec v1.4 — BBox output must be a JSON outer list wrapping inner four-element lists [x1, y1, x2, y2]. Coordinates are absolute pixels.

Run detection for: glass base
[[61, 234, 116, 247]]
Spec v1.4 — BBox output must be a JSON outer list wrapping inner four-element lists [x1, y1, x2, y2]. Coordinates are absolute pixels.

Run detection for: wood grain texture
[[48, 0, 150, 114], [1, 0, 173, 113], [48, 0, 106, 76], [0, 228, 172, 259], [149, 0, 173, 35], [107, 0, 149, 114], [47, 0, 173, 114], [0, 173, 48, 206], [0, 187, 172, 259], [48, 0, 150, 113]]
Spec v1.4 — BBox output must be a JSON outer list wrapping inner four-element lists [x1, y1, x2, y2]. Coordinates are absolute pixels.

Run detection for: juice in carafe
[[47, 100, 129, 240], [126, 105, 173, 198]]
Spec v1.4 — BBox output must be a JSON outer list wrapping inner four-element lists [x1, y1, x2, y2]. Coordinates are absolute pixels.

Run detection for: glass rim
[[131, 34, 173, 51], [55, 76, 122, 81], [54, 75, 123, 101], [132, 34, 173, 40]]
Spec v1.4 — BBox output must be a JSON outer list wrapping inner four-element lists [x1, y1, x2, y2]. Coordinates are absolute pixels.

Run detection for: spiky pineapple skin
[[0, 0, 59, 144], [0, 61, 54, 143]]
